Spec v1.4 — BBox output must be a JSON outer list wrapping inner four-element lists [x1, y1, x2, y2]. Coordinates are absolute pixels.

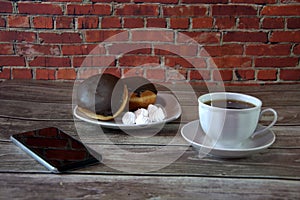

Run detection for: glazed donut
[[76, 74, 128, 121], [122, 76, 157, 111]]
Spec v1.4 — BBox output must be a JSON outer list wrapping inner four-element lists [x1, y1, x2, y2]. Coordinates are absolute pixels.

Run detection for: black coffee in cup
[[204, 99, 255, 109]]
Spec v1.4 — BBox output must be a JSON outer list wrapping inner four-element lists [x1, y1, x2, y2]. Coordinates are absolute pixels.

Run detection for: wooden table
[[0, 80, 299, 199]]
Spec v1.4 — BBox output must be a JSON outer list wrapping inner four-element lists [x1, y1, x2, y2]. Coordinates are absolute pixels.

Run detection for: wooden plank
[[1, 80, 300, 107], [0, 174, 299, 199], [0, 80, 73, 103], [0, 81, 299, 182], [0, 97, 299, 125], [0, 80, 299, 125], [1, 118, 299, 148], [1, 131, 300, 179]]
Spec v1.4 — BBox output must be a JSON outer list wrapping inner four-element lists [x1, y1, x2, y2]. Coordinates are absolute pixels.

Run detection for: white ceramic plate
[[181, 120, 276, 158], [74, 92, 181, 130]]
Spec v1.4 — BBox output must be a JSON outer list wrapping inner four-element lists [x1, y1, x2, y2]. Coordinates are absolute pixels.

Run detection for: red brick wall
[[0, 0, 299, 85]]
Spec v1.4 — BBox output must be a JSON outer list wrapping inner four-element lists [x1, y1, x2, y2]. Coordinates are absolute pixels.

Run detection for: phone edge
[[10, 135, 59, 173]]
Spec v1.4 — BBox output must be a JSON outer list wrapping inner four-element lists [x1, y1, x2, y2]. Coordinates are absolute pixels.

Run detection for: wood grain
[[1, 174, 299, 200], [0, 80, 299, 199]]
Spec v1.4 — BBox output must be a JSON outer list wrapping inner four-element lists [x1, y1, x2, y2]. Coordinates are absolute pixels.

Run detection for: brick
[[262, 17, 284, 29], [39, 32, 82, 44], [165, 56, 206, 68], [0, 1, 12, 13], [8, 16, 30, 28], [12, 68, 32, 79], [18, 2, 63, 15], [294, 44, 300, 55], [36, 69, 56, 80], [145, 68, 165, 81], [202, 44, 244, 57], [119, 55, 160, 67], [261, 5, 300, 16], [57, 68, 77, 80], [192, 17, 213, 29], [235, 69, 255, 80], [107, 43, 151, 55], [178, 31, 220, 44], [85, 30, 125, 42], [223, 31, 268, 43], [0, 68, 11, 79], [146, 18, 167, 28], [215, 17, 236, 29], [0, 31, 36, 42], [163, 5, 206, 17], [280, 69, 300, 81], [245, 44, 291, 56], [92, 0, 130, 2], [134, 0, 178, 3], [170, 18, 189, 29], [213, 70, 233, 81], [257, 70, 277, 81], [131, 30, 174, 42], [154, 44, 198, 57], [101, 68, 121, 77], [33, 16, 53, 29], [232, 0, 276, 3], [0, 44, 14, 55], [45, 149, 86, 160], [26, 137, 68, 148], [101, 17, 122, 28], [38, 127, 59, 137], [77, 17, 99, 29], [29, 57, 71, 67], [48, 0, 82, 2], [189, 70, 210, 81], [212, 5, 257, 16], [255, 57, 298, 68], [62, 44, 100, 55], [238, 17, 260, 29], [287, 18, 300, 29], [0, 18, 5, 27], [122, 68, 144, 77], [67, 4, 111, 15], [116, 4, 159, 16], [166, 67, 187, 81], [73, 56, 116, 67], [77, 68, 100, 79], [16, 44, 60, 56], [56, 17, 74, 29], [212, 56, 252, 68], [183, 0, 227, 2], [0, 56, 25, 66], [123, 18, 144, 28], [270, 31, 300, 42]]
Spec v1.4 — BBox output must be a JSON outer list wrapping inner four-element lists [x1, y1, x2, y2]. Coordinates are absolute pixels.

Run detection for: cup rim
[[198, 92, 262, 111]]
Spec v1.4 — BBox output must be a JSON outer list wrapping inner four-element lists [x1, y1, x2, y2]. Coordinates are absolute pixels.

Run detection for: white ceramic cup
[[198, 92, 277, 148]]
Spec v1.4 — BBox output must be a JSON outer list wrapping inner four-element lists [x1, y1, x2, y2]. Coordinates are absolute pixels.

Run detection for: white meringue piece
[[135, 114, 150, 125], [147, 104, 157, 116], [149, 107, 166, 122], [134, 108, 148, 118], [122, 112, 136, 125]]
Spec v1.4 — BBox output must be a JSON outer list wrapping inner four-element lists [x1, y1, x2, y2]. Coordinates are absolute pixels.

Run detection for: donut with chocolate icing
[[122, 76, 157, 111], [76, 74, 128, 121]]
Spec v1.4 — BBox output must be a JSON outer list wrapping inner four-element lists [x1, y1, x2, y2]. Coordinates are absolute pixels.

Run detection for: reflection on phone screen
[[11, 127, 100, 172]]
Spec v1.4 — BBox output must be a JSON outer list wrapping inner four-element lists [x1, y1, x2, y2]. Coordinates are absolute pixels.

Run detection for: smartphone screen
[[10, 127, 100, 173]]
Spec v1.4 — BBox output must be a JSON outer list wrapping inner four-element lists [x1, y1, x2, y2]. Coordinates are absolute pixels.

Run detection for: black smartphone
[[10, 127, 101, 173]]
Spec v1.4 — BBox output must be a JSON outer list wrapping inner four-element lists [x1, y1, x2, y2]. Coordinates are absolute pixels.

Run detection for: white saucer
[[181, 120, 276, 158], [74, 92, 182, 130]]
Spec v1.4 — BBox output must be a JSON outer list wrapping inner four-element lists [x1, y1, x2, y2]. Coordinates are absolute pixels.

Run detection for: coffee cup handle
[[251, 108, 278, 138]]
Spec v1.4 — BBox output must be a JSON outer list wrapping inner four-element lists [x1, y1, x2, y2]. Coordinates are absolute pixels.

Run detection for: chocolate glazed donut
[[122, 76, 158, 111], [76, 74, 128, 121]]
